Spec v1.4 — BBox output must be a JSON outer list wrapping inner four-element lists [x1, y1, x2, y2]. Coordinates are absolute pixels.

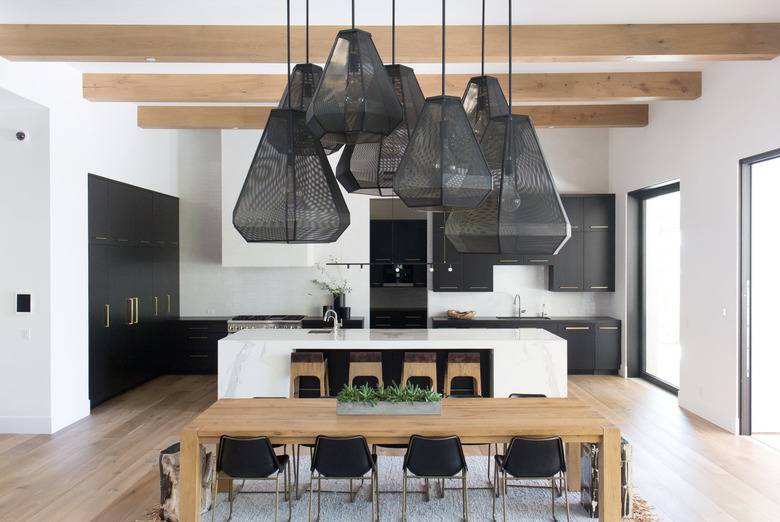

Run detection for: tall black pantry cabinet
[[88, 174, 179, 407]]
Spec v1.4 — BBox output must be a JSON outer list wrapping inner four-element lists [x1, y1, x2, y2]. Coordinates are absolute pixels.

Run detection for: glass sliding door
[[641, 184, 681, 390]]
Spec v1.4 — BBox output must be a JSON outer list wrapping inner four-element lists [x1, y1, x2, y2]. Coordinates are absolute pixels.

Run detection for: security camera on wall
[[16, 131, 29, 142]]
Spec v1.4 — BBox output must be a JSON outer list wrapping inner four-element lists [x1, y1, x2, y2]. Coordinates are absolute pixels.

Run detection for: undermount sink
[[495, 316, 551, 320]]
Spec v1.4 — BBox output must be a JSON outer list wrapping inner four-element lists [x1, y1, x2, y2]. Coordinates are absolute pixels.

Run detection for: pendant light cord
[[441, 0, 446, 95], [285, 0, 290, 113], [481, 0, 485, 77], [508, 0, 512, 106], [392, 0, 396, 65], [352, 0, 355, 30], [305, 0, 309, 64]]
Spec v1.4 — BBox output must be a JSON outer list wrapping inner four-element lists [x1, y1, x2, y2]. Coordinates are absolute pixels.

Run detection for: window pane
[[644, 191, 681, 387]]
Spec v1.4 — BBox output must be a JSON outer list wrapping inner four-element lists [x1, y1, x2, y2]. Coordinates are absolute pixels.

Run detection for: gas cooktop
[[231, 315, 305, 321]]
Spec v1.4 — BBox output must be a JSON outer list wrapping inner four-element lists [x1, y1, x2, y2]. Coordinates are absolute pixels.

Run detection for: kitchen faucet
[[323, 309, 341, 333], [513, 294, 526, 317]]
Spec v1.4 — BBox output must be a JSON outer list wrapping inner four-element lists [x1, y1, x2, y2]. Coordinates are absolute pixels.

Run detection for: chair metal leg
[[402, 471, 407, 522], [563, 474, 571, 522], [274, 475, 280, 522], [502, 473, 507, 522], [317, 475, 322, 520], [375, 469, 380, 522], [308, 471, 314, 522], [287, 464, 293, 522], [551, 478, 556, 521], [463, 471, 469, 522]]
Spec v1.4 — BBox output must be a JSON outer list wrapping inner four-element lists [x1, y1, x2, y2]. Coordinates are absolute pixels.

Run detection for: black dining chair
[[402, 434, 468, 522], [309, 435, 378, 521], [212, 435, 292, 522], [492, 435, 570, 522]]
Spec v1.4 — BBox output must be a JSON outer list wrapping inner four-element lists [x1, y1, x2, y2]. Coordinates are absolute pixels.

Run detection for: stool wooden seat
[[400, 352, 437, 391], [444, 352, 482, 396], [348, 352, 383, 388], [289, 352, 329, 398]]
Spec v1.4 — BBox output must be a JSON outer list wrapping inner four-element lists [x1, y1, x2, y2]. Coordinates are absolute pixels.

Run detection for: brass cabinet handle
[[589, 225, 609, 229], [559, 286, 579, 289], [117, 238, 129, 242], [590, 286, 609, 289], [105, 304, 110, 328], [376, 315, 391, 319], [140, 240, 150, 244], [565, 326, 590, 330], [599, 326, 619, 330], [134, 297, 139, 324], [94, 236, 107, 240], [499, 259, 519, 263], [528, 259, 548, 263], [405, 323, 422, 327], [469, 286, 489, 289], [154, 296, 158, 316], [405, 258, 422, 261], [571, 225, 580, 229], [375, 258, 391, 262], [167, 294, 171, 314], [376, 323, 392, 327], [127, 298, 133, 325], [188, 354, 208, 358], [406, 315, 422, 319], [189, 327, 208, 330], [439, 286, 458, 290]]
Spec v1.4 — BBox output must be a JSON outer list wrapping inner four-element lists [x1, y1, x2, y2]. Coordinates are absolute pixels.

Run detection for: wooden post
[[178, 427, 201, 522], [599, 425, 621, 521], [565, 442, 581, 492]]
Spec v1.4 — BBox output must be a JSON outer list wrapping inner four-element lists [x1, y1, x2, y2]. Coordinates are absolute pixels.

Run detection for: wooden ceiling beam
[[2, 23, 778, 63], [137, 104, 648, 129], [87, 71, 700, 103]]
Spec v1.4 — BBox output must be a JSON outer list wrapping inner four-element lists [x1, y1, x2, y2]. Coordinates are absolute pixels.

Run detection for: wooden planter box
[[336, 401, 442, 415]]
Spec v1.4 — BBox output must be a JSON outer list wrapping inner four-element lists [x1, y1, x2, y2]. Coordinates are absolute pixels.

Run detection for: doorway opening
[[740, 148, 780, 447], [634, 182, 681, 393]]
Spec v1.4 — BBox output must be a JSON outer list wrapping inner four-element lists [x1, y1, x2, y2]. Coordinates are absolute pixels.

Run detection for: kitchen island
[[218, 328, 567, 398]]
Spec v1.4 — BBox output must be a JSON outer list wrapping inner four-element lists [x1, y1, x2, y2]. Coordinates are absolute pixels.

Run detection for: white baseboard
[[0, 416, 52, 434]]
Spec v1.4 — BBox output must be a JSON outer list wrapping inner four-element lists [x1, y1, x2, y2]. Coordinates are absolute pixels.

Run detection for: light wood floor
[[1, 374, 779, 521]]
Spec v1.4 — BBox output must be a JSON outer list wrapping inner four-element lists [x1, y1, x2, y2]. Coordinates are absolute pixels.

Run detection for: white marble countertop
[[224, 327, 561, 346]]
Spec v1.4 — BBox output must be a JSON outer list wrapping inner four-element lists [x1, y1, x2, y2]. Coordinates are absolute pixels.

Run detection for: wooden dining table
[[179, 397, 622, 521]]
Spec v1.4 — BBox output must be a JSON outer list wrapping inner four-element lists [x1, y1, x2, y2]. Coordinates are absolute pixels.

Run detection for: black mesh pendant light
[[336, 1, 426, 196], [393, 0, 492, 212], [232, 0, 350, 243], [306, 1, 403, 145], [445, 0, 569, 254], [461, 0, 509, 143], [278, 1, 342, 155]]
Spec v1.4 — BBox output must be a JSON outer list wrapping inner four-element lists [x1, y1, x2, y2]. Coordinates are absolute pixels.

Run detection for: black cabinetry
[[550, 195, 615, 292], [88, 174, 180, 407], [167, 320, 227, 374], [431, 316, 621, 374], [370, 309, 428, 329], [370, 219, 427, 288]]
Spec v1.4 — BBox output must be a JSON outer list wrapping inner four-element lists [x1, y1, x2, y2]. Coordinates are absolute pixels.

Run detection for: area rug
[[143, 455, 659, 521]]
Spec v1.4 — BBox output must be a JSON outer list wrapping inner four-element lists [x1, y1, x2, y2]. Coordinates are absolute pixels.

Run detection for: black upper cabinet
[[584, 195, 615, 231], [549, 231, 584, 291], [584, 231, 615, 291], [371, 220, 426, 263], [370, 221, 393, 262], [463, 255, 494, 292], [108, 180, 153, 246], [562, 196, 584, 232], [88, 175, 109, 243], [153, 193, 179, 247], [550, 195, 615, 292]]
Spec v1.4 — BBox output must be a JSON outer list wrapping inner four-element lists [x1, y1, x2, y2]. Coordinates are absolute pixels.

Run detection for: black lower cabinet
[[370, 309, 428, 329], [595, 321, 621, 372], [555, 324, 596, 374], [167, 320, 227, 374]]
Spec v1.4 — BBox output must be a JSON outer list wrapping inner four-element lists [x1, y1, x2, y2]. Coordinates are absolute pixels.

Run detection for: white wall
[[429, 127, 614, 318], [179, 130, 370, 320], [0, 58, 178, 433], [609, 58, 780, 433]]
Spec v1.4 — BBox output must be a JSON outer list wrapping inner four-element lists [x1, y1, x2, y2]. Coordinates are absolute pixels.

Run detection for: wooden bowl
[[447, 310, 476, 319]]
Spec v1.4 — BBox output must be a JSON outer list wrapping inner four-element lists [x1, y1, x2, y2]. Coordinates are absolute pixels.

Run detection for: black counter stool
[[348, 352, 383, 388], [289, 352, 329, 398], [401, 352, 437, 391], [444, 352, 482, 396]]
